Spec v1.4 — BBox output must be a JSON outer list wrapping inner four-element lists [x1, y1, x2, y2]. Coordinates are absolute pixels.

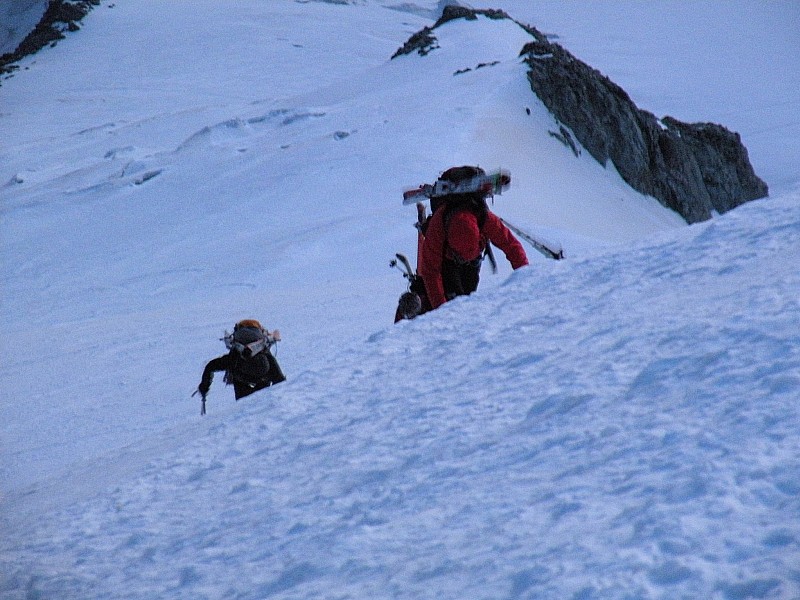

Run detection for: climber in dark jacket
[[197, 319, 286, 402]]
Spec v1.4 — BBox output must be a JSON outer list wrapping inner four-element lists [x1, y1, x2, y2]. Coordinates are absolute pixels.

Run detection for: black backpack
[[429, 165, 488, 215], [223, 326, 274, 387], [429, 166, 491, 258]]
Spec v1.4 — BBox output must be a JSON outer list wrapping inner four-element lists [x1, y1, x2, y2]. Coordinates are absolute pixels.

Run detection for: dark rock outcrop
[[521, 38, 768, 222], [393, 7, 513, 59], [393, 6, 768, 223], [0, 0, 99, 81]]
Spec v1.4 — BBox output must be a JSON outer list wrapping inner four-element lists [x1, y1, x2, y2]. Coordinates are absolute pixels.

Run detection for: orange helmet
[[235, 319, 262, 331]]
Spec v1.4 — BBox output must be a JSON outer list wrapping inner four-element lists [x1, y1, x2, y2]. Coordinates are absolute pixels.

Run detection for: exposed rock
[[433, 6, 512, 28], [391, 26, 439, 59], [0, 1, 48, 56], [393, 7, 768, 223], [0, 0, 99, 81], [660, 117, 769, 215], [393, 6, 515, 59], [521, 37, 768, 222]]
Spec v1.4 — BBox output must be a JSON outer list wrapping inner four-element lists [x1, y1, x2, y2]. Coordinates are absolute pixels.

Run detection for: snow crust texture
[[3, 191, 799, 600]]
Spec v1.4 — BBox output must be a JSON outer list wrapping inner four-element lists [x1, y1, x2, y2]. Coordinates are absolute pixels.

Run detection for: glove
[[197, 382, 210, 397]]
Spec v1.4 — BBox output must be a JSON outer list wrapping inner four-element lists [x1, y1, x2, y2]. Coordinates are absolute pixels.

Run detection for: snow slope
[[4, 187, 800, 599], [1, 1, 798, 598], [0, 0, 46, 56], [0, 0, 687, 496]]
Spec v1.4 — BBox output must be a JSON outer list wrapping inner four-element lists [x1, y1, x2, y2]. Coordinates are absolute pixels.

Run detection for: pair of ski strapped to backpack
[[401, 167, 512, 206], [393, 167, 564, 321], [222, 326, 280, 359]]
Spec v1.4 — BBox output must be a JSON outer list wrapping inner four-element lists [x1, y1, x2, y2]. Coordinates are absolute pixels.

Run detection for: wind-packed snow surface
[[1, 1, 798, 599], [5, 190, 800, 600]]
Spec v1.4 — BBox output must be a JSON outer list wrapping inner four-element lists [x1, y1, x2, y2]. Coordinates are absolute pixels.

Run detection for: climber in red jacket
[[419, 166, 528, 309]]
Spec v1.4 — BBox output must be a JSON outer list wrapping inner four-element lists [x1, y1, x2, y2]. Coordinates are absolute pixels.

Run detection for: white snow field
[[1, 1, 798, 599]]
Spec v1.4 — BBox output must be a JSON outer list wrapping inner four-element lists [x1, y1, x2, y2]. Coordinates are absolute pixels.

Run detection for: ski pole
[[485, 243, 498, 273]]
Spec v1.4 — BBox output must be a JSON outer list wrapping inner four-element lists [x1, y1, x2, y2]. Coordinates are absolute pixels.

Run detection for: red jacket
[[420, 207, 528, 309]]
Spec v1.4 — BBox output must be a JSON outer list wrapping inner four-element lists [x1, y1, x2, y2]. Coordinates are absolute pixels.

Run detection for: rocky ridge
[[394, 6, 768, 223], [0, 0, 98, 83]]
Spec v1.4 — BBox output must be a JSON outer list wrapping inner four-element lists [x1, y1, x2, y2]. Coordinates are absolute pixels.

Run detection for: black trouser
[[442, 258, 481, 301]]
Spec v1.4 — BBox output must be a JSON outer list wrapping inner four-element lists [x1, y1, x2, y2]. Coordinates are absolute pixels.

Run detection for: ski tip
[[402, 184, 433, 205]]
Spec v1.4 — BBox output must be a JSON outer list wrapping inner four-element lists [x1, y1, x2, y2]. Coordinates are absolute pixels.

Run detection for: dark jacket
[[200, 350, 286, 400]]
